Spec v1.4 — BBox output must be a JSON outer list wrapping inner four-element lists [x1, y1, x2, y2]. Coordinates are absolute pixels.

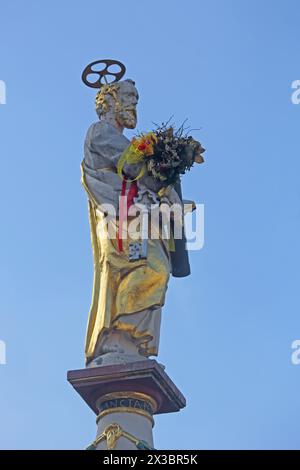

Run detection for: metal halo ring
[[81, 59, 126, 88]]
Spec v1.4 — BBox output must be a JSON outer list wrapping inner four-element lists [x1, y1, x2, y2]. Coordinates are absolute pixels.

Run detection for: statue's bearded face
[[115, 81, 139, 129]]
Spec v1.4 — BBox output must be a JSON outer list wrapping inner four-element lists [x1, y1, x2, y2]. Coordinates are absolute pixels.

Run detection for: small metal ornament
[[128, 189, 160, 262], [129, 241, 148, 262], [81, 59, 126, 88]]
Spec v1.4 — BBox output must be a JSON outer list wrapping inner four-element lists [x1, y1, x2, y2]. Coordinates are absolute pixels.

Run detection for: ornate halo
[[81, 59, 126, 89]]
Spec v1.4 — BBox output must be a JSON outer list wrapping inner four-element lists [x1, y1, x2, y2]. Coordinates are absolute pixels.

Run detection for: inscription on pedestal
[[99, 398, 154, 415]]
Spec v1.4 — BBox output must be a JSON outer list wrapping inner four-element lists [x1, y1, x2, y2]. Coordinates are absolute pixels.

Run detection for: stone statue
[[81, 78, 191, 368]]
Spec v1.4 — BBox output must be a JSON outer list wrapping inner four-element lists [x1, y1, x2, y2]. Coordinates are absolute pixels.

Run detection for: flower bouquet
[[117, 120, 205, 186]]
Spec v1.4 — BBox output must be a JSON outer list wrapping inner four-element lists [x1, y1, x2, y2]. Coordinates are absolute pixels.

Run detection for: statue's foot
[[86, 329, 157, 368], [86, 351, 150, 368], [102, 343, 124, 354]]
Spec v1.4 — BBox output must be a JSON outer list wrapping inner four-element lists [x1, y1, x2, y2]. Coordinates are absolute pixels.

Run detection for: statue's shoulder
[[85, 120, 129, 145], [85, 120, 108, 143]]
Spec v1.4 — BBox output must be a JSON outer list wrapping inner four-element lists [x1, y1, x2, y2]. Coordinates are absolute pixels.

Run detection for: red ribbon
[[118, 178, 138, 252]]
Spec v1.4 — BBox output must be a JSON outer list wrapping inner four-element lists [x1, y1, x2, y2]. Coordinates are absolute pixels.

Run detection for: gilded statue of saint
[[81, 79, 191, 367]]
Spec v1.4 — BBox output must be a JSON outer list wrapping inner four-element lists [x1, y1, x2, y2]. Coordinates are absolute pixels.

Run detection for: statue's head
[[95, 79, 139, 129]]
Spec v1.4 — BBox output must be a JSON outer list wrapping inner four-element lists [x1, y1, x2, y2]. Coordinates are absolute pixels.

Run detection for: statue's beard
[[116, 107, 137, 129]]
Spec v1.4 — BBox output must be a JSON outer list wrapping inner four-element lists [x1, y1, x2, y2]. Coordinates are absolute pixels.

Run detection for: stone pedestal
[[67, 359, 186, 450]]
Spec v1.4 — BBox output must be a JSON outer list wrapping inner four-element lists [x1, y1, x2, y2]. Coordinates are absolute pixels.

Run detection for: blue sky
[[0, 0, 300, 449]]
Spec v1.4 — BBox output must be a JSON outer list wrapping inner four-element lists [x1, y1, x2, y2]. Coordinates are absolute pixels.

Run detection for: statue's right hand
[[138, 173, 165, 193]]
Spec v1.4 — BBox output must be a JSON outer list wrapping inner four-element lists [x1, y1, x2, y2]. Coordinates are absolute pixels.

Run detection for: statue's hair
[[95, 79, 135, 117]]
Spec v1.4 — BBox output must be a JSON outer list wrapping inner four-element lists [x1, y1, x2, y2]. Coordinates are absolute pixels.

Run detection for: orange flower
[[138, 142, 147, 151], [130, 132, 156, 157]]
